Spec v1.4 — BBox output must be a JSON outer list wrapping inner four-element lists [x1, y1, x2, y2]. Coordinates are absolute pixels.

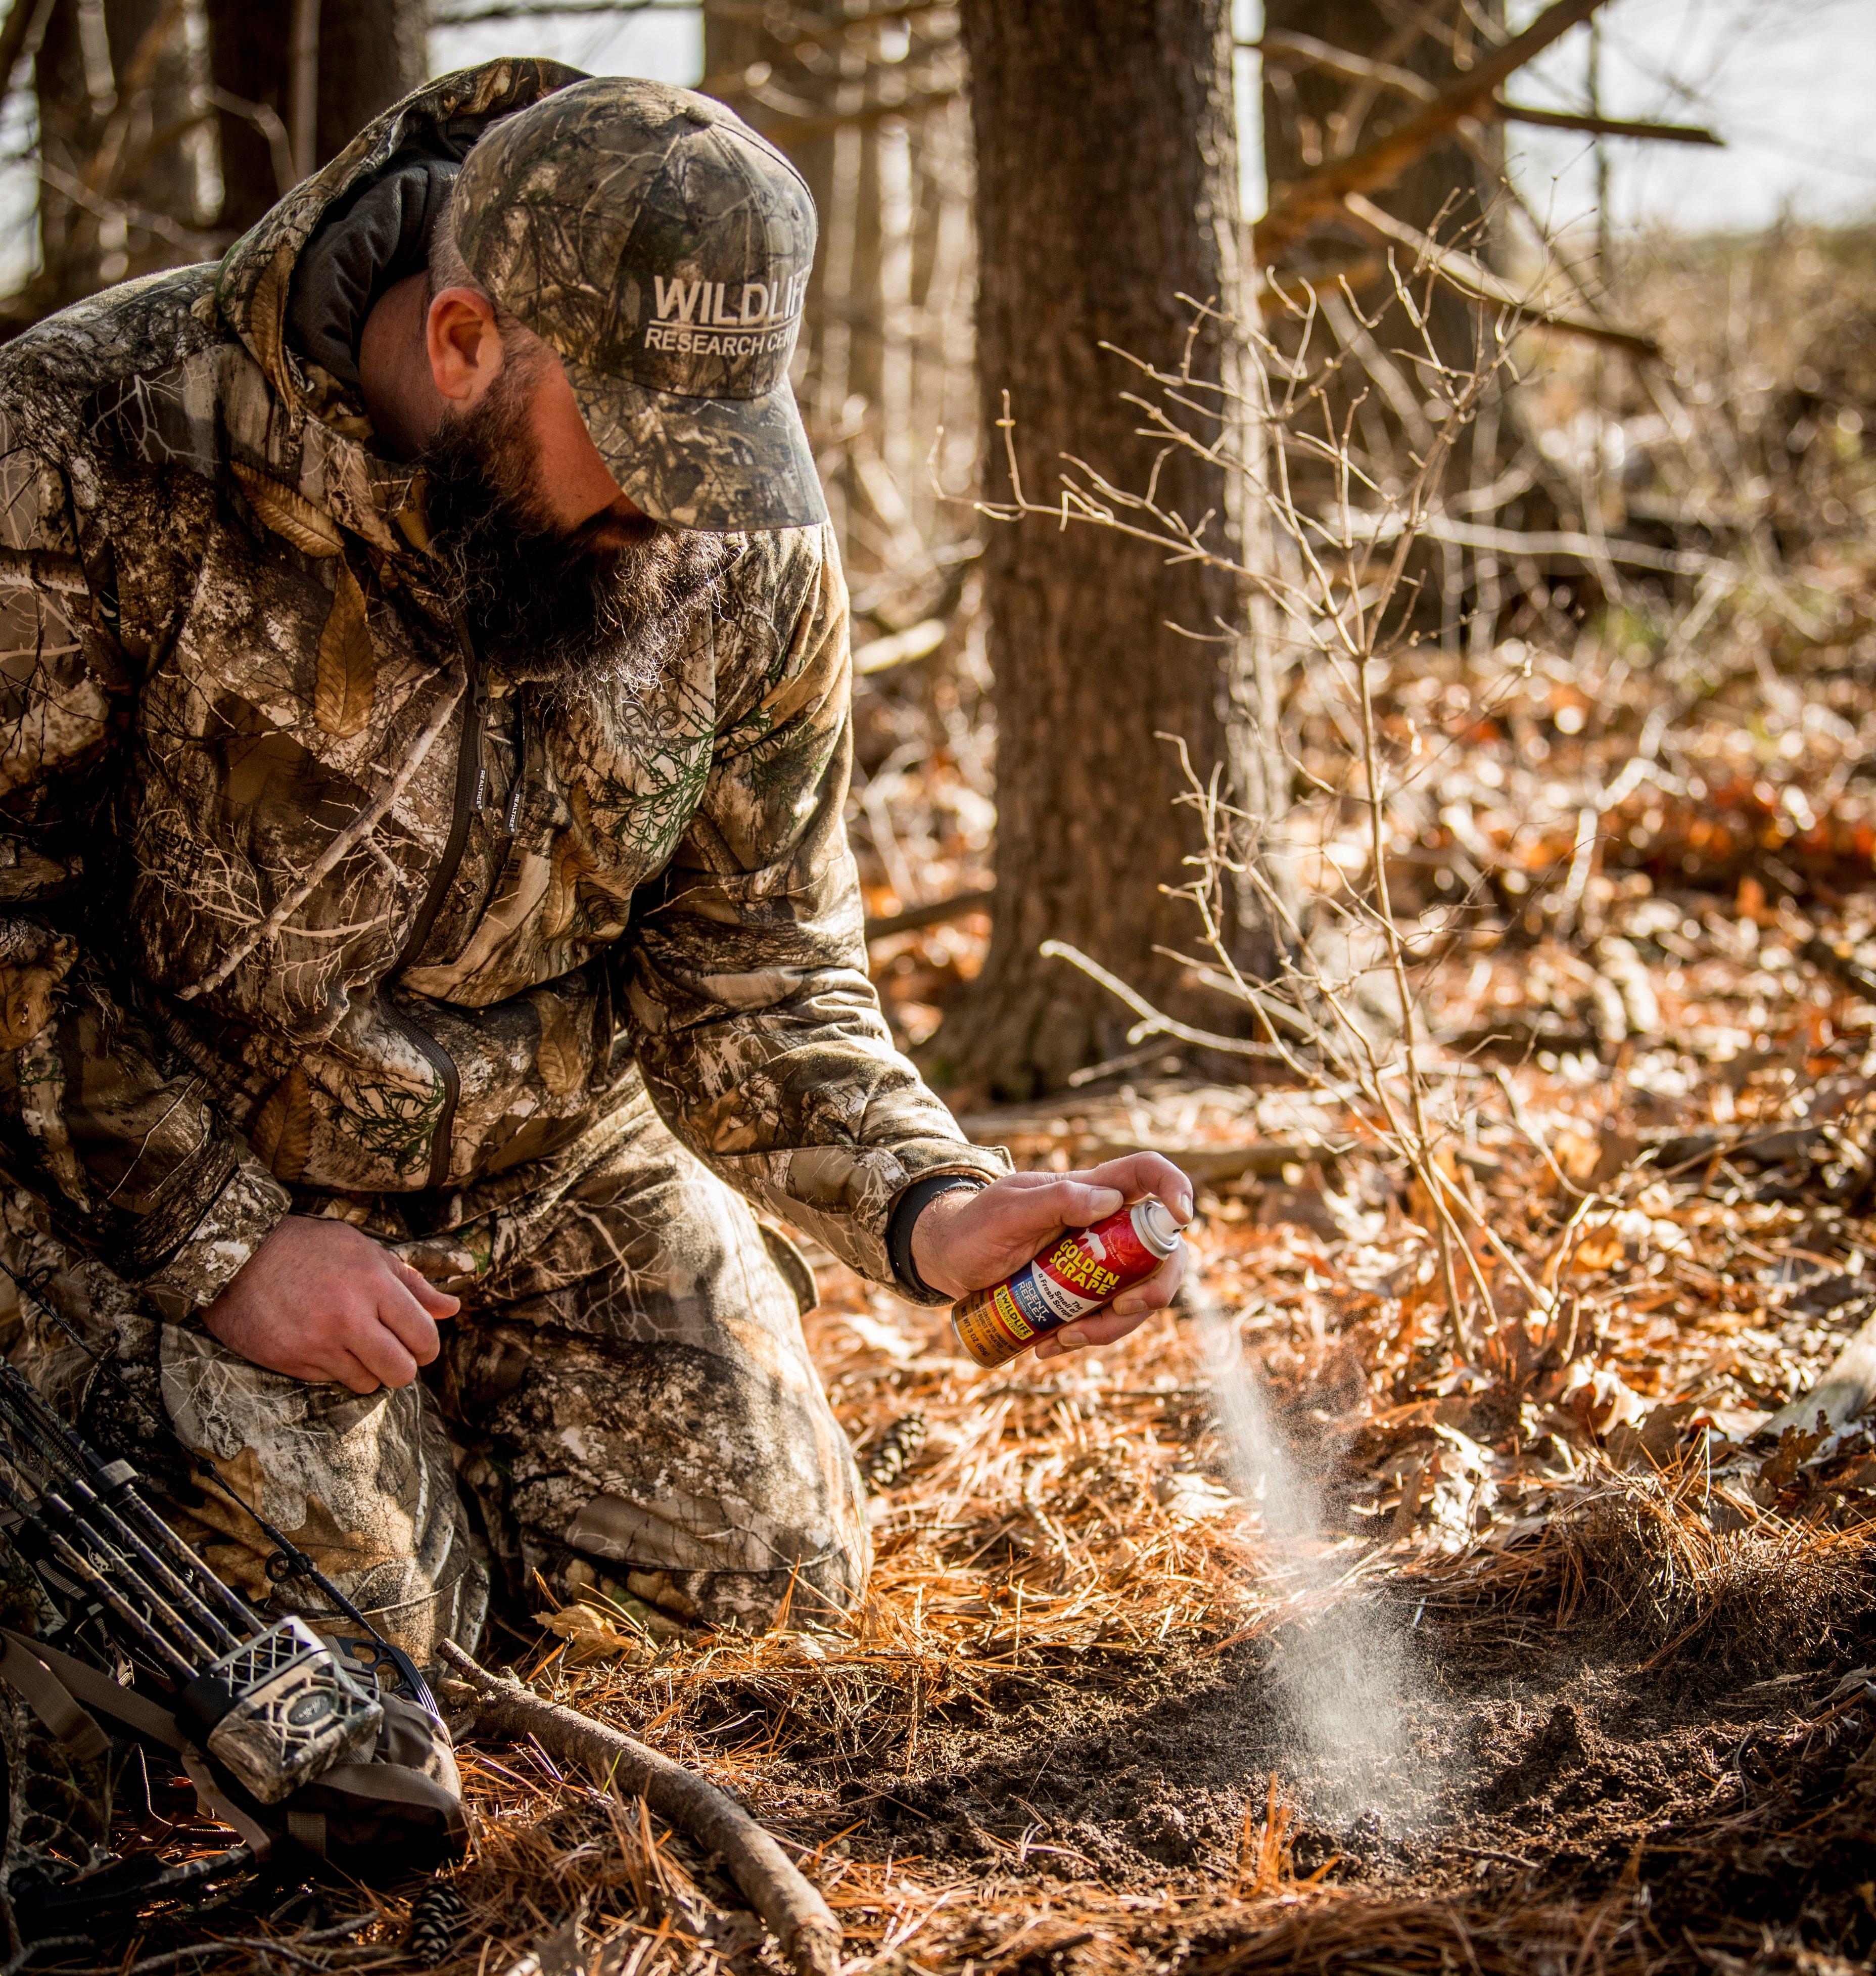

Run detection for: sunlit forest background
[[12, 5, 1876, 1974]]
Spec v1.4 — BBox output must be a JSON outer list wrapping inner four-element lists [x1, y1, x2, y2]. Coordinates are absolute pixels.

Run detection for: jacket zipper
[[384, 998, 460, 1193], [392, 645, 485, 1192], [398, 664, 485, 969]]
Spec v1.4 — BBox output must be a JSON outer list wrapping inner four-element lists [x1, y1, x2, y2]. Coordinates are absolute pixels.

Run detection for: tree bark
[[205, 0, 427, 236], [935, 0, 1275, 1100], [34, 0, 104, 311], [105, 0, 203, 280], [313, 0, 426, 169]]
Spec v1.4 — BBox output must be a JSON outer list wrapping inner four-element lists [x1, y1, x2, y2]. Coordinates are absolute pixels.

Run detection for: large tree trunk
[[206, 0, 427, 236], [935, 0, 1276, 1100], [34, 0, 107, 312]]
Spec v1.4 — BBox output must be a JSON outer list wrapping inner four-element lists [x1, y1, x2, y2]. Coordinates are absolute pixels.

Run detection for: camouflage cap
[[453, 76, 826, 533]]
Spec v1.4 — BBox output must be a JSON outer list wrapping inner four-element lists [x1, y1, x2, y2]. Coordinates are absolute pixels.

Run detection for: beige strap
[[1, 1626, 185, 1750], [0, 1634, 108, 1761], [180, 1748, 274, 1858]]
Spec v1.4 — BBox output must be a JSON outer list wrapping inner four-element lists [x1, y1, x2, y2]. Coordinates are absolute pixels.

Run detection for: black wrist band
[[887, 1174, 989, 1305]]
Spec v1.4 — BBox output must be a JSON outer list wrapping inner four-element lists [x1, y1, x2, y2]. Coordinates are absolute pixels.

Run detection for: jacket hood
[[216, 58, 588, 427]]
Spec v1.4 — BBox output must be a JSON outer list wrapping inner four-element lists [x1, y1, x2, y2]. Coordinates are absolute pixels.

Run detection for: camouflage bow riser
[[0, 1363, 382, 1804]]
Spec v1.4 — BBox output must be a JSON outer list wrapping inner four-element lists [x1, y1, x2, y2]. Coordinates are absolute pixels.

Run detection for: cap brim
[[563, 355, 828, 532]]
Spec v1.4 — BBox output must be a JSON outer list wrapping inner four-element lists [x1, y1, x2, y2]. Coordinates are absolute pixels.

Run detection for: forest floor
[[104, 726, 1876, 1975], [42, 226, 1876, 1975], [374, 931, 1876, 1976], [406, 810, 1876, 1976]]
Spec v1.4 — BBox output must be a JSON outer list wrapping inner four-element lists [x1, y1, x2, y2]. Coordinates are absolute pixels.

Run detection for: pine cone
[[864, 1409, 927, 1491], [407, 1881, 472, 1967]]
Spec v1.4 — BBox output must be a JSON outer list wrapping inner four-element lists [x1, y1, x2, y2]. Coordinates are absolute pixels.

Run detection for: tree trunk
[[34, 0, 105, 312], [206, 0, 426, 236], [935, 0, 1275, 1100], [313, 0, 426, 167], [105, 0, 204, 281]]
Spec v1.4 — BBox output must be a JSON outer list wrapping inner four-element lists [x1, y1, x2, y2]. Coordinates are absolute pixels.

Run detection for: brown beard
[[418, 358, 730, 698]]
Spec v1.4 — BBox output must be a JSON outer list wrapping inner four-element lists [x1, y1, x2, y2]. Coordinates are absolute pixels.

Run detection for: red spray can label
[[951, 1199, 1184, 1369]]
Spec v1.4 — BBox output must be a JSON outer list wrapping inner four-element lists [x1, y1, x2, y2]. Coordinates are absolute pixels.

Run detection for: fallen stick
[[438, 1642, 840, 1976]]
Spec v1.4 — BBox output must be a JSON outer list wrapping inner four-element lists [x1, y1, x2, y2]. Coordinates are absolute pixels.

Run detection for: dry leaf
[[528, 989, 586, 1096], [251, 1066, 312, 1183], [539, 1601, 651, 1664], [1570, 1222, 1627, 1273], [232, 462, 344, 558], [315, 562, 376, 738], [1552, 1128, 1601, 1186]]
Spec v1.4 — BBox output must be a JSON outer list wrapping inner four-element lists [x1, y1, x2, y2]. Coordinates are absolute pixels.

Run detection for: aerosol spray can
[[951, 1199, 1185, 1370]]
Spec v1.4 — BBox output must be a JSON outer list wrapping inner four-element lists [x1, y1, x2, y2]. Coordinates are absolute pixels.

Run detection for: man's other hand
[[909, 1153, 1192, 1361], [203, 1216, 459, 1394]]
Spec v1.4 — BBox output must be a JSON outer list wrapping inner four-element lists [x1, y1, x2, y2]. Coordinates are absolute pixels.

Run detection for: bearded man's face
[[418, 341, 729, 696]]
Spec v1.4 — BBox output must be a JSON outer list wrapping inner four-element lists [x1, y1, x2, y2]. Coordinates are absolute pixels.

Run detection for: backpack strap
[[179, 1748, 276, 1857], [0, 1628, 185, 1751], [0, 1633, 109, 1763]]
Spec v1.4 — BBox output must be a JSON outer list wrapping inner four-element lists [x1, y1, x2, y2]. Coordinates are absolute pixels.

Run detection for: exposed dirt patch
[[748, 1610, 1876, 1970]]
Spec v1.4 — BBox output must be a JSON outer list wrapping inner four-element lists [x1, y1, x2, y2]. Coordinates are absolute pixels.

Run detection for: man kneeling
[[0, 61, 1187, 1661]]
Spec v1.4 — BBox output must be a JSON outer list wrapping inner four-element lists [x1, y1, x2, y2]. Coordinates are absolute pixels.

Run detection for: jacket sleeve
[[624, 526, 1006, 1284], [0, 427, 290, 1309]]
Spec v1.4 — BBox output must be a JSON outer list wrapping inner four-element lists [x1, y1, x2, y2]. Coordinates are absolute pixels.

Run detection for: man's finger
[[350, 1320, 419, 1391], [396, 1261, 460, 1318], [375, 1278, 443, 1366], [1109, 1248, 1186, 1320], [1073, 1152, 1194, 1222], [1003, 1177, 1124, 1233], [332, 1350, 384, 1395]]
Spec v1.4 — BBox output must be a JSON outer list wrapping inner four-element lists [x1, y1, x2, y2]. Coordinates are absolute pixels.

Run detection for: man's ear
[[426, 287, 504, 407]]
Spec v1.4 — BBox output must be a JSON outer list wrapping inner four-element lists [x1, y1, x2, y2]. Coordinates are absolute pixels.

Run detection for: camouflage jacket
[[0, 59, 1002, 1311]]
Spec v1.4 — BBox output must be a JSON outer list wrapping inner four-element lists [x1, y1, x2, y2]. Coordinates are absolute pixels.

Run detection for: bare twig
[[1491, 100, 1723, 146], [0, 0, 54, 95], [1248, 31, 1435, 106], [867, 886, 996, 942], [1338, 193, 1663, 361], [288, 0, 320, 183], [1254, 0, 1613, 260], [440, 1643, 842, 1976]]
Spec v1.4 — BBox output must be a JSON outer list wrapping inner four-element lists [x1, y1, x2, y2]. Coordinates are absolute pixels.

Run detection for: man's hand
[[202, 1216, 459, 1395], [910, 1153, 1192, 1361]]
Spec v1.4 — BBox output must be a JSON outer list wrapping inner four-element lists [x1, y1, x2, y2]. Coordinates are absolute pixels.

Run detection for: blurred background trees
[[2, 0, 1870, 1101], [9, 0, 428, 328]]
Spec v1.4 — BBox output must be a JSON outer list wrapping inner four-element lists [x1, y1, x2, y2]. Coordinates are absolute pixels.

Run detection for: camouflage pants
[[0, 1075, 871, 1666]]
